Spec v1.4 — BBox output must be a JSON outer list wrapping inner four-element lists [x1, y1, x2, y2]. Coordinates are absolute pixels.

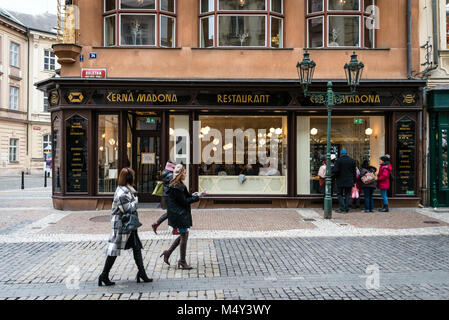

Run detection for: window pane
[[271, 17, 282, 48], [53, 118, 62, 192], [308, 0, 323, 13], [160, 15, 175, 47], [169, 115, 190, 187], [198, 115, 288, 195], [218, 15, 266, 47], [219, 0, 265, 11], [308, 17, 323, 47], [160, 0, 175, 12], [66, 115, 88, 193], [121, 0, 155, 9], [105, 0, 116, 11], [201, 0, 214, 13], [364, 17, 374, 48], [98, 115, 119, 194], [328, 0, 359, 11], [121, 14, 156, 45], [105, 16, 116, 46], [271, 0, 282, 13], [328, 16, 359, 47], [200, 16, 214, 47]]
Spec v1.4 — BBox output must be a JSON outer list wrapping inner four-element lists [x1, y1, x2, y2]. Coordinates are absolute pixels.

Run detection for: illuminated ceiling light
[[259, 138, 266, 146], [223, 143, 233, 150], [365, 128, 373, 136], [169, 128, 174, 136], [310, 128, 318, 136], [252, 138, 256, 143], [199, 134, 204, 139], [269, 128, 275, 133], [127, 142, 131, 148], [267, 132, 272, 138], [212, 147, 217, 152], [108, 138, 116, 146], [213, 138, 220, 145], [275, 128, 283, 135], [99, 146, 104, 151], [102, 133, 106, 139], [257, 133, 263, 138]]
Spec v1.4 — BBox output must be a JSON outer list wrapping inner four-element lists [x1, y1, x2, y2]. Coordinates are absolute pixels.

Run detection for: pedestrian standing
[[99, 168, 152, 286], [332, 149, 357, 213], [377, 155, 392, 212], [160, 164, 206, 269], [152, 161, 179, 235], [360, 160, 377, 213], [318, 159, 327, 194]]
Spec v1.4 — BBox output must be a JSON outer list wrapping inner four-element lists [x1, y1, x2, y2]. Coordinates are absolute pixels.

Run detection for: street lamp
[[297, 50, 364, 219]]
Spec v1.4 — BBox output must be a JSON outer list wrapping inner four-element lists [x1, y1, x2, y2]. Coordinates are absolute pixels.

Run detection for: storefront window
[[98, 115, 119, 194], [198, 115, 288, 195], [66, 115, 88, 193], [169, 115, 190, 188], [447, 1, 449, 49], [52, 117, 61, 193], [297, 116, 385, 195]]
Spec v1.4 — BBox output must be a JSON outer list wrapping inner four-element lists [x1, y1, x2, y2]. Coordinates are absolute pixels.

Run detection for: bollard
[[44, 170, 47, 188], [21, 171, 24, 189]]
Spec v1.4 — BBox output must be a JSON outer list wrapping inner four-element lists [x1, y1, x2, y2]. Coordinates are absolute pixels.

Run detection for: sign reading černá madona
[[92, 90, 191, 105]]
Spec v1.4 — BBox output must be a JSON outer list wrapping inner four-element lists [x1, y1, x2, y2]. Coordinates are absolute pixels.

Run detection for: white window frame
[[327, 0, 360, 12], [270, 0, 283, 14], [104, 0, 117, 13], [218, 0, 267, 12], [307, 0, 324, 15], [160, 0, 176, 14], [200, 0, 215, 13], [43, 134, 51, 155], [10, 42, 19, 67], [9, 138, 18, 163], [270, 16, 283, 48], [119, 0, 156, 10], [160, 14, 176, 47], [217, 14, 267, 47], [327, 15, 361, 48], [200, 16, 215, 48], [9, 87, 19, 110], [307, 16, 324, 48], [104, 15, 117, 47], [43, 49, 56, 71], [119, 13, 157, 46]]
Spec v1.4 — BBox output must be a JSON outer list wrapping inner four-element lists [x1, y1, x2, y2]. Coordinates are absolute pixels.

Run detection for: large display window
[[297, 115, 385, 195], [198, 115, 288, 195], [98, 114, 119, 194]]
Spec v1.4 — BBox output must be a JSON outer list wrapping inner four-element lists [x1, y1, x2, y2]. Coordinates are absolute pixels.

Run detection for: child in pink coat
[[377, 155, 392, 212]]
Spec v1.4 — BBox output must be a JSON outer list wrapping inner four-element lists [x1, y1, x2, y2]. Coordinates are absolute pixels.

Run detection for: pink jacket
[[377, 163, 392, 190]]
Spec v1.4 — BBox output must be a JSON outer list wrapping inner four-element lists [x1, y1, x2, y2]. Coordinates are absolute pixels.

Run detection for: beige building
[[0, 9, 58, 175]]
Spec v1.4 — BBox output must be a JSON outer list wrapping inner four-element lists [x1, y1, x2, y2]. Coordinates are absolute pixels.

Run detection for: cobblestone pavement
[[0, 188, 448, 300], [0, 174, 51, 191]]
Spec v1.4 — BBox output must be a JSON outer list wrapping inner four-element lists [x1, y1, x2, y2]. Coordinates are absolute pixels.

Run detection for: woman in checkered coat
[[98, 168, 152, 286]]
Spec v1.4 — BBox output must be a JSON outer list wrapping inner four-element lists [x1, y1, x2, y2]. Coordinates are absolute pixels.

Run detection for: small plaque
[[141, 152, 156, 165]]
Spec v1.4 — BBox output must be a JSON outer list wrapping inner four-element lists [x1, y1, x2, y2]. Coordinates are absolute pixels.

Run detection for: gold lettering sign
[[310, 94, 381, 104], [216, 94, 270, 104], [106, 92, 178, 103]]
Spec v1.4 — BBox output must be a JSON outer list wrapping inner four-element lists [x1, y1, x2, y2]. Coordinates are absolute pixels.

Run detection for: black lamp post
[[297, 50, 364, 219]]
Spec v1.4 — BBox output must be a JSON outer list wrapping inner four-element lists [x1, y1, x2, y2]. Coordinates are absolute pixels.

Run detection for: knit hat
[[173, 164, 185, 179], [380, 156, 389, 162], [341, 149, 347, 155]]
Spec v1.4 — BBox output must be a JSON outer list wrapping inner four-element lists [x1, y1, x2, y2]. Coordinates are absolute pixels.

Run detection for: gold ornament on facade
[[402, 94, 416, 105], [68, 92, 84, 103]]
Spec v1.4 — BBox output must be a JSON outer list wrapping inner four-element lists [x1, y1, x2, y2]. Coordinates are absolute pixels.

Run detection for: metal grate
[[89, 215, 110, 223]]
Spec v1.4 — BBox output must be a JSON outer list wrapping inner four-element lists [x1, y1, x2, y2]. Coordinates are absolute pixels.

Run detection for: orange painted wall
[[62, 0, 421, 80]]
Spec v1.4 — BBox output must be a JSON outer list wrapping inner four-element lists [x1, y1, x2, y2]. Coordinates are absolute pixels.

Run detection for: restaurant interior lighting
[[365, 128, 373, 136], [310, 128, 318, 136]]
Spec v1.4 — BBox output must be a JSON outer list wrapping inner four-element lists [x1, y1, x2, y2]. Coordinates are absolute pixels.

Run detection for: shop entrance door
[[135, 133, 161, 202]]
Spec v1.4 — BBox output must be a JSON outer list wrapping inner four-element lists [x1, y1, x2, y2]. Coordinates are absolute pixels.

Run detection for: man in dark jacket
[[332, 149, 356, 213], [152, 161, 176, 234]]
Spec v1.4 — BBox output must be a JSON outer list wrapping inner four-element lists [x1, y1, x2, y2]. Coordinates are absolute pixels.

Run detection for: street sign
[[89, 52, 97, 59], [81, 68, 107, 79]]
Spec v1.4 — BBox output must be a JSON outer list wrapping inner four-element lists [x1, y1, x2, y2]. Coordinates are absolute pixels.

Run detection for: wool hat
[[173, 164, 185, 179], [380, 156, 389, 162], [341, 149, 347, 155]]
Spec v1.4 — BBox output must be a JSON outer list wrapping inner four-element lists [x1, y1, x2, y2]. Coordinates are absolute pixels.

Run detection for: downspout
[[26, 28, 31, 173], [407, 0, 417, 79]]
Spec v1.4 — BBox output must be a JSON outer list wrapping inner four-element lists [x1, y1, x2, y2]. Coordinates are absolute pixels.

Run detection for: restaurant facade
[[39, 0, 425, 210]]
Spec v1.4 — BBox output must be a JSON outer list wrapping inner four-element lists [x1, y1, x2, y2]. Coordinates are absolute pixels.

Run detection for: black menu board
[[66, 115, 88, 193], [396, 117, 415, 195]]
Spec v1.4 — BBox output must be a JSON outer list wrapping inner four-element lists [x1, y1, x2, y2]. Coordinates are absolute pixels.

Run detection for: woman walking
[[377, 156, 393, 212], [360, 160, 377, 213], [98, 168, 152, 286], [160, 164, 205, 269]]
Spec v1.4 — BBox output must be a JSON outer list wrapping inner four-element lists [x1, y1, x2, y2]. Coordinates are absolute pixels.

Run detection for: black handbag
[[121, 212, 142, 233]]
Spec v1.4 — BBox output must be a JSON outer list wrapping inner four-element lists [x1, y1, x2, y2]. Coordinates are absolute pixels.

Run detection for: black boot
[[133, 248, 153, 283], [380, 204, 389, 212], [178, 232, 193, 270], [160, 235, 181, 266], [98, 256, 117, 286]]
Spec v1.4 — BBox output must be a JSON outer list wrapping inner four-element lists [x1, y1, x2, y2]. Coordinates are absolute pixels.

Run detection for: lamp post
[[297, 51, 364, 219]]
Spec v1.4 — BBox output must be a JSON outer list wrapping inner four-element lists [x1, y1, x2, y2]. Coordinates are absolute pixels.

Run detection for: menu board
[[396, 117, 415, 195], [66, 116, 88, 193]]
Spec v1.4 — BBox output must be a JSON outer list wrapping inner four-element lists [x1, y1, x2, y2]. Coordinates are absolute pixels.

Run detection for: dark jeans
[[157, 212, 168, 225], [337, 186, 352, 212], [363, 187, 374, 211], [157, 196, 168, 225]]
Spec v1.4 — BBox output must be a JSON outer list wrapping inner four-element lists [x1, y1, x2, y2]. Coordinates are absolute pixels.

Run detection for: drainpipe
[[26, 28, 31, 173], [407, 0, 416, 79]]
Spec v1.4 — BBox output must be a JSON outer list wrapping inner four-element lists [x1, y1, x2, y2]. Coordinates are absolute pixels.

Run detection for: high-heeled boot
[[133, 248, 153, 283], [160, 235, 181, 266], [178, 232, 193, 270], [98, 256, 117, 286]]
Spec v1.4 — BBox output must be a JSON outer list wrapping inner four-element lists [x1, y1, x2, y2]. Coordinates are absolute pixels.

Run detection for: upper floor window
[[104, 0, 176, 47], [10, 87, 19, 110], [199, 0, 284, 48], [10, 42, 19, 67], [446, 0, 449, 49], [9, 139, 18, 163], [306, 0, 375, 48], [44, 49, 56, 71]]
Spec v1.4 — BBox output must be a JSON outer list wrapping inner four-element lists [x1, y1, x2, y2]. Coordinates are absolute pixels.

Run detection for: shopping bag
[[351, 185, 359, 199], [152, 181, 164, 196]]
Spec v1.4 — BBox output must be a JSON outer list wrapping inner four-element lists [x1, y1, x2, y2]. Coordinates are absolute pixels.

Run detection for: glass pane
[[396, 118, 415, 195], [121, 14, 156, 45], [136, 136, 161, 194], [219, 0, 265, 11], [218, 15, 266, 47], [52, 118, 62, 192], [308, 17, 323, 47], [127, 113, 133, 168], [440, 129, 449, 189], [198, 115, 288, 195], [169, 115, 190, 187], [121, 0, 155, 9], [98, 115, 119, 194], [136, 115, 161, 130], [364, 17, 374, 48], [105, 16, 116, 46], [271, 0, 282, 13], [328, 0, 359, 10], [271, 17, 282, 48], [200, 16, 214, 47], [328, 16, 359, 47], [308, 0, 323, 13], [160, 15, 175, 47], [160, 0, 175, 12], [105, 0, 116, 11], [66, 115, 88, 193], [201, 0, 214, 13]]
